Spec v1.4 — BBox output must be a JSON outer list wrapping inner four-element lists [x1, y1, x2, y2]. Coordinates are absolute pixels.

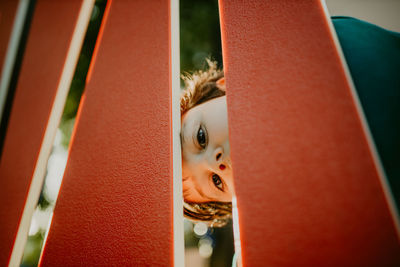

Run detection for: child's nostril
[[219, 164, 226, 170], [216, 153, 222, 161]]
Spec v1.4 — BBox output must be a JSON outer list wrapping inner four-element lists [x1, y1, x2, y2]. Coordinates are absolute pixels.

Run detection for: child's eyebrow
[[194, 179, 218, 201], [182, 187, 191, 199], [180, 123, 194, 148], [179, 131, 184, 146], [183, 176, 217, 202], [180, 131, 189, 149]]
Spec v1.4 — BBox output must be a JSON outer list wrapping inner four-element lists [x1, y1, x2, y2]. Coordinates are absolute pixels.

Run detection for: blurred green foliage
[[180, 0, 222, 72], [21, 231, 44, 267], [59, 0, 107, 147]]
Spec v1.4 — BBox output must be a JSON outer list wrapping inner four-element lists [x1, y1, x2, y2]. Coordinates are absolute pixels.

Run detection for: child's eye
[[197, 126, 207, 149], [212, 173, 223, 191]]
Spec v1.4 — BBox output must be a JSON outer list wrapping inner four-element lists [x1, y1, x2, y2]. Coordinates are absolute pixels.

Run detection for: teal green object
[[333, 17, 400, 208]]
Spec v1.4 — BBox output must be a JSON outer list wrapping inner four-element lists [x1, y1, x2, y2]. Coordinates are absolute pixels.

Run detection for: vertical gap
[[171, 0, 185, 266], [180, 0, 235, 266], [0, 0, 36, 161], [231, 197, 242, 267], [20, 1, 107, 266]]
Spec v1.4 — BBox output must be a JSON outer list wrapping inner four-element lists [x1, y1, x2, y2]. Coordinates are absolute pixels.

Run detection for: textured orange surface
[[0, 1, 82, 265], [40, 1, 173, 265], [0, 0, 18, 75], [219, 0, 400, 265]]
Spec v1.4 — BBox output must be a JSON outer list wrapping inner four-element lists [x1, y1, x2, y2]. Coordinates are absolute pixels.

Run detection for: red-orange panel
[[219, 0, 400, 265], [40, 1, 173, 265], [0, 0, 18, 74], [0, 0, 82, 265]]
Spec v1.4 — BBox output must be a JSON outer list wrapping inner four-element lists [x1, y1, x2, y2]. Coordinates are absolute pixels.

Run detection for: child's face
[[181, 96, 234, 203]]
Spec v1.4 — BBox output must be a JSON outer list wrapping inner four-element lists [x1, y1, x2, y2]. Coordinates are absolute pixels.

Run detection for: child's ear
[[216, 77, 226, 92]]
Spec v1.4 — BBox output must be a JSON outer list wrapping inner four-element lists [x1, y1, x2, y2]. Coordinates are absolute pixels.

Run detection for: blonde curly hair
[[181, 59, 225, 115], [181, 59, 232, 227]]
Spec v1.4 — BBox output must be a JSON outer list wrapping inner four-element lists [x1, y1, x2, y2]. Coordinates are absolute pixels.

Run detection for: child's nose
[[213, 148, 227, 171]]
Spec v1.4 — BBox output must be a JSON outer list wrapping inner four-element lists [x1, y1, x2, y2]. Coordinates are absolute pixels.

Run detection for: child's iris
[[197, 127, 206, 149], [212, 173, 223, 190]]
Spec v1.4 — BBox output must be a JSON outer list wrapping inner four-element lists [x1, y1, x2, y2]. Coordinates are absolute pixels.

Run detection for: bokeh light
[[193, 222, 208, 237]]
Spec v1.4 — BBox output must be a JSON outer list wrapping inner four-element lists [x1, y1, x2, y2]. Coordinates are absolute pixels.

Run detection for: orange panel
[[0, 0, 83, 265], [40, 1, 173, 265], [219, 0, 400, 265]]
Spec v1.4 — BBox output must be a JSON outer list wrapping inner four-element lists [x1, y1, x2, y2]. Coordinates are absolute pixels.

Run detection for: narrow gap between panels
[[20, 1, 107, 266], [179, 0, 240, 266], [171, 0, 185, 266], [0, 0, 36, 161]]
